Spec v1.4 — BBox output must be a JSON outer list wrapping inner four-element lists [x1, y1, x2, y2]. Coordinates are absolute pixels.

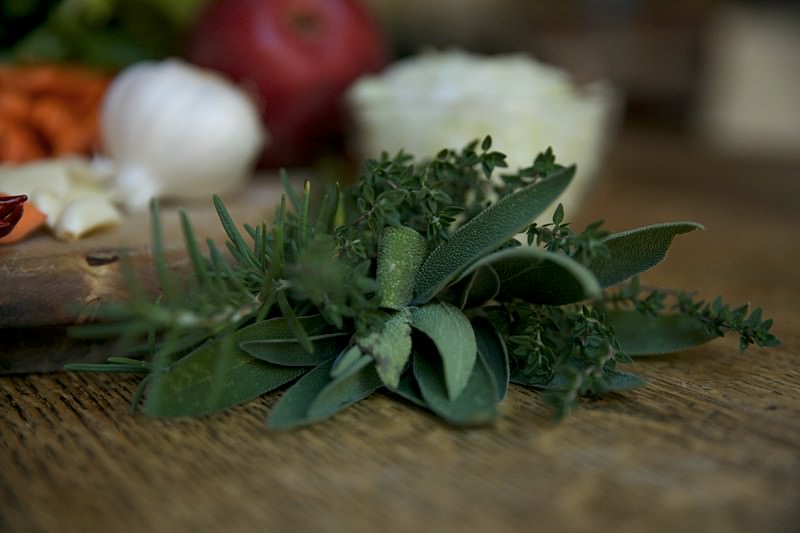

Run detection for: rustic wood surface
[[0, 177, 287, 329], [1, 133, 799, 532], [0, 177, 287, 373]]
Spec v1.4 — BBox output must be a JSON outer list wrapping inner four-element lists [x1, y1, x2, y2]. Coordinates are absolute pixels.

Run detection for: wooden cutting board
[[0, 177, 286, 373]]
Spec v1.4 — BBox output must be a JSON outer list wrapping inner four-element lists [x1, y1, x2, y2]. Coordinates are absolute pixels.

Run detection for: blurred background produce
[[361, 0, 800, 160], [1, 0, 798, 240], [185, 0, 388, 168], [3, 0, 799, 158], [0, 0, 204, 68], [0, 63, 109, 163], [99, 59, 266, 211], [0, 158, 120, 239], [346, 50, 618, 221]]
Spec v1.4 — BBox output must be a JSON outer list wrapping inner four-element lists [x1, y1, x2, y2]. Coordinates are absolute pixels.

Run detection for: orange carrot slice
[[0, 194, 47, 244]]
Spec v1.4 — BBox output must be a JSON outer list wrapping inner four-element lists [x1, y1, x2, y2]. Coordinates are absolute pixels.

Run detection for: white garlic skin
[[102, 59, 267, 210]]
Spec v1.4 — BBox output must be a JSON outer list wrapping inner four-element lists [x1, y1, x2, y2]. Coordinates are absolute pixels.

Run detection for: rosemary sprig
[[66, 136, 780, 430]]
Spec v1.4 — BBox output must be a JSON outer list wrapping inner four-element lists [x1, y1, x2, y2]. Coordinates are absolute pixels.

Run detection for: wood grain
[[0, 178, 286, 329], [0, 177, 287, 373], [1, 134, 799, 532]]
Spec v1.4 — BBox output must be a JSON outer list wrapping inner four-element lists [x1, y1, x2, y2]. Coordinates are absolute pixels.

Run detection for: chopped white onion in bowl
[[346, 50, 621, 221]]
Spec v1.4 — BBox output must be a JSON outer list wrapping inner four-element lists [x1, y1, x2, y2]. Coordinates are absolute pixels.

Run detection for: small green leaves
[[410, 303, 477, 400], [413, 165, 575, 304], [606, 311, 716, 356], [377, 226, 428, 309], [589, 222, 703, 287], [267, 359, 382, 431], [356, 308, 412, 388]]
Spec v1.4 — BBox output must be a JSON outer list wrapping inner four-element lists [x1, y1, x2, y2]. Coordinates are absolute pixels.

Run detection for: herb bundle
[[68, 137, 780, 429]]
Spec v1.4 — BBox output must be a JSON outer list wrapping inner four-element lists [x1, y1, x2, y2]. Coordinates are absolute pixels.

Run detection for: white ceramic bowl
[[347, 50, 620, 222]]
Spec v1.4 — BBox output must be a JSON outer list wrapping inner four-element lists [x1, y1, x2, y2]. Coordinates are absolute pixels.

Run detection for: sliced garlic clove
[[54, 194, 121, 240], [26, 189, 66, 228], [0, 160, 73, 198]]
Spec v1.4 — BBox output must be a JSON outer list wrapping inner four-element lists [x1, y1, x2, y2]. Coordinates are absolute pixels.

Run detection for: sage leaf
[[267, 360, 334, 430], [472, 317, 510, 400], [240, 332, 349, 366], [590, 222, 703, 287], [459, 246, 601, 305], [144, 342, 304, 418], [377, 226, 428, 309], [331, 353, 373, 380], [606, 311, 716, 356], [143, 316, 335, 417], [456, 266, 501, 309], [239, 314, 333, 343], [307, 363, 382, 421], [392, 371, 427, 408], [268, 358, 382, 430], [356, 308, 412, 388], [413, 166, 574, 304], [410, 302, 477, 400], [236, 314, 344, 364], [413, 350, 498, 426], [331, 345, 363, 378]]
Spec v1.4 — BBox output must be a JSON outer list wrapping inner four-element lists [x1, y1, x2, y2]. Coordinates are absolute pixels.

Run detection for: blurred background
[[1, 0, 799, 166], [362, 0, 800, 160]]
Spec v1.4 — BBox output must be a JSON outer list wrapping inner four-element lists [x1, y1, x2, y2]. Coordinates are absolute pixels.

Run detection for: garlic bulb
[[102, 59, 266, 210]]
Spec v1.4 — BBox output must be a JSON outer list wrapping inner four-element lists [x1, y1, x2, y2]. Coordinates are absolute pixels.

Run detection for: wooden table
[[2, 133, 799, 532]]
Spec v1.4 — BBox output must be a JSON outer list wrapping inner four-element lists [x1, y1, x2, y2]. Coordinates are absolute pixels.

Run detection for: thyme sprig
[[67, 136, 780, 429]]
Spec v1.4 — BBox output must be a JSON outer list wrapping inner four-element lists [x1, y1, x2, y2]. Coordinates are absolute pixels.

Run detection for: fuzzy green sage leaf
[[413, 165, 574, 304], [356, 308, 412, 388], [411, 302, 477, 400], [143, 333, 306, 418], [590, 222, 703, 287], [240, 332, 349, 366], [606, 310, 716, 356], [412, 350, 498, 426], [473, 317, 510, 400], [377, 226, 428, 310], [268, 358, 382, 431], [459, 246, 601, 306]]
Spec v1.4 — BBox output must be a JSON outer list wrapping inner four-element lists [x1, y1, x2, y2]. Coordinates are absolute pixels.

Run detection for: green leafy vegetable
[[143, 343, 304, 418], [377, 226, 428, 310], [410, 302, 477, 400], [458, 246, 600, 305], [267, 359, 382, 431], [589, 222, 704, 287], [413, 350, 498, 425], [67, 136, 779, 430], [605, 311, 716, 356], [473, 317, 510, 400], [356, 308, 412, 388], [413, 165, 574, 304]]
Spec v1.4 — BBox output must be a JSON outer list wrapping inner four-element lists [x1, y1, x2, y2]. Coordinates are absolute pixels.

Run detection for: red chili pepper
[[0, 194, 27, 238]]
